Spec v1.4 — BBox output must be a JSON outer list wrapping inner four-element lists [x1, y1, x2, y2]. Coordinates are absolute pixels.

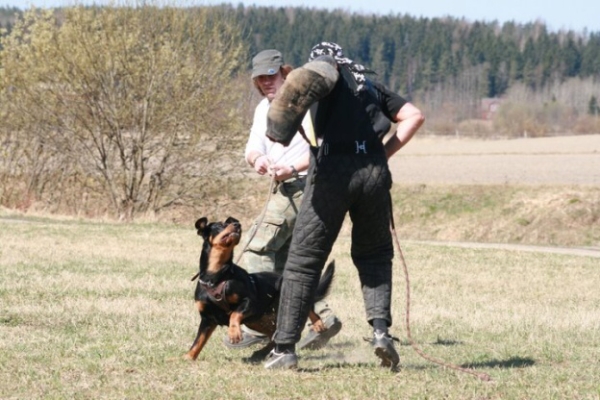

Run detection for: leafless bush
[[0, 6, 250, 220], [573, 115, 600, 134], [494, 78, 600, 136], [456, 119, 494, 137]]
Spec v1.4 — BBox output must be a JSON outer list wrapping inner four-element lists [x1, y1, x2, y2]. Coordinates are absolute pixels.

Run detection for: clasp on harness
[[355, 140, 368, 154]]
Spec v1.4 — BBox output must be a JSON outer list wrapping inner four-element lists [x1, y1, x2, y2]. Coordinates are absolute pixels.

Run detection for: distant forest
[[224, 6, 600, 99], [3, 5, 600, 96], [2, 5, 600, 134]]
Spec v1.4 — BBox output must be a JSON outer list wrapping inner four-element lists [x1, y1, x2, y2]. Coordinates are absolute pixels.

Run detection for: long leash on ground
[[389, 210, 492, 381]]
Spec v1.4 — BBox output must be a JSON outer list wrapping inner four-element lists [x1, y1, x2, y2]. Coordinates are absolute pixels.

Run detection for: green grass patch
[[1, 215, 599, 399]]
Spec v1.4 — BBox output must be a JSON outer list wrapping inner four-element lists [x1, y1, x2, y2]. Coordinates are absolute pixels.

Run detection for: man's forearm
[[247, 150, 264, 167]]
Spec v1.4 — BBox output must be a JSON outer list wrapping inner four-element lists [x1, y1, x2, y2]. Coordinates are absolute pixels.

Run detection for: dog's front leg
[[184, 317, 217, 361], [227, 311, 244, 344]]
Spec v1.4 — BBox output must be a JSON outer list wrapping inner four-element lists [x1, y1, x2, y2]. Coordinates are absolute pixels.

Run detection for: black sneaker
[[370, 330, 400, 370], [264, 349, 298, 370], [298, 315, 342, 350]]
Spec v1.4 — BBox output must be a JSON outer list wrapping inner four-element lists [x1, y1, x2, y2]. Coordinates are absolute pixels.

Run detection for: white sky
[[6, 0, 600, 33]]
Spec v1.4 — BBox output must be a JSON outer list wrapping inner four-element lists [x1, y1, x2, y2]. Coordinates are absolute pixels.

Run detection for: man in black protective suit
[[263, 42, 425, 370]]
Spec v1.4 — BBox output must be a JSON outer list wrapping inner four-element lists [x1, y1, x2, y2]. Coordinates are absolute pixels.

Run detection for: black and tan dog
[[184, 216, 335, 361]]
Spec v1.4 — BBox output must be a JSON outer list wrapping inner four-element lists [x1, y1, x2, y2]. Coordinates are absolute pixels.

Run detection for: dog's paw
[[311, 318, 326, 333], [228, 325, 243, 344]]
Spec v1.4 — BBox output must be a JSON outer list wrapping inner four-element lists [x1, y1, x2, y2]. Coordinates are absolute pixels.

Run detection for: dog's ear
[[195, 217, 208, 236], [225, 217, 239, 225]]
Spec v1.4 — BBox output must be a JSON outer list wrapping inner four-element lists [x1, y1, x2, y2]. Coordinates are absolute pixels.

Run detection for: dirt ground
[[388, 134, 600, 185]]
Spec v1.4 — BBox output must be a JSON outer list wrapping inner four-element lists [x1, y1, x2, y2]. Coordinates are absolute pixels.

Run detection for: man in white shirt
[[224, 49, 341, 353]]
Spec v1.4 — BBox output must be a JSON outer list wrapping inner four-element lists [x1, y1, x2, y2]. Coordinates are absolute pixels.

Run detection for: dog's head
[[195, 217, 242, 275]]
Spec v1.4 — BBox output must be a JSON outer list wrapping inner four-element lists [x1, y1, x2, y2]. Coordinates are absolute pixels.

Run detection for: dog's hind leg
[[184, 318, 216, 361], [307, 310, 326, 333], [306, 261, 336, 334]]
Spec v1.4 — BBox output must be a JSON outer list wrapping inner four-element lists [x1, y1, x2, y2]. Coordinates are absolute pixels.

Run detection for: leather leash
[[233, 176, 277, 265], [388, 195, 492, 381]]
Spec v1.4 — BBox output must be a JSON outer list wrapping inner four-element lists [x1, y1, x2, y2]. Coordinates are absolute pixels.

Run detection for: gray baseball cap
[[251, 49, 283, 79]]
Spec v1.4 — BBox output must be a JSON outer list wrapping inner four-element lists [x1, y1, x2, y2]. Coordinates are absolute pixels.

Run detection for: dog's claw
[[228, 327, 243, 344], [311, 319, 326, 333]]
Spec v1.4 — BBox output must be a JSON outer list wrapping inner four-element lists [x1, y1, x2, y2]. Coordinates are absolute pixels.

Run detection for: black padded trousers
[[273, 152, 394, 345]]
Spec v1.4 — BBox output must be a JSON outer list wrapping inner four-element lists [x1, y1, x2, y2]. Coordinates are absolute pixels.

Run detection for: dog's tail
[[314, 260, 335, 303]]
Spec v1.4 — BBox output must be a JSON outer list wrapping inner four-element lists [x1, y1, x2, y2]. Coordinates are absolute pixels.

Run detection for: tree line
[[219, 5, 600, 98], [222, 5, 600, 135], [0, 5, 599, 221], [3, 5, 600, 98]]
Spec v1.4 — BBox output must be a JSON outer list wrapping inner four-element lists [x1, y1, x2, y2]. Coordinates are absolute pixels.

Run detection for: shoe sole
[[374, 346, 400, 369], [223, 334, 270, 349], [298, 316, 342, 350]]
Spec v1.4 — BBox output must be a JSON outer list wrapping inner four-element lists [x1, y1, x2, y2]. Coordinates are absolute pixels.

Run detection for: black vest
[[313, 65, 391, 155]]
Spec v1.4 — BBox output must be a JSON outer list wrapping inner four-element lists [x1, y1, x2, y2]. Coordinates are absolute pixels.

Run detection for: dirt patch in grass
[[388, 134, 600, 185]]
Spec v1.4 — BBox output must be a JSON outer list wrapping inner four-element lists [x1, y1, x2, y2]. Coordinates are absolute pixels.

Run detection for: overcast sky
[[7, 0, 600, 33]]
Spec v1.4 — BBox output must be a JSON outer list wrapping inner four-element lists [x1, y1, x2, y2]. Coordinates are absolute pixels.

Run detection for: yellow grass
[[1, 213, 599, 399]]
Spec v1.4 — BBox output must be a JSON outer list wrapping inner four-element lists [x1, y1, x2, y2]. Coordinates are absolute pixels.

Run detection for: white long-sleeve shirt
[[245, 98, 311, 176]]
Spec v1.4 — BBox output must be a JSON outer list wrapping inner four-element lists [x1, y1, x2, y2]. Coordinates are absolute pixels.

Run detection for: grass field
[[1, 212, 599, 399]]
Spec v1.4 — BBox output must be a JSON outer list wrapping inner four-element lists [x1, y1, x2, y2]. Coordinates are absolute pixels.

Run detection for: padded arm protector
[[266, 56, 339, 146]]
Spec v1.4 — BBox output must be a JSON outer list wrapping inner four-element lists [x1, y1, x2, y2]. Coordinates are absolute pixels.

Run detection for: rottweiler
[[183, 216, 335, 361]]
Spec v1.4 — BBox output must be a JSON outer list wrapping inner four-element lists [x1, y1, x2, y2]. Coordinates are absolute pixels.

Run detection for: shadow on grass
[[462, 356, 535, 369], [299, 362, 397, 373], [396, 337, 463, 346], [296, 356, 535, 374], [432, 338, 463, 346], [324, 340, 356, 350]]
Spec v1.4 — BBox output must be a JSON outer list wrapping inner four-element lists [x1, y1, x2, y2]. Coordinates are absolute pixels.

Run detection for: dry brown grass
[[1, 213, 599, 399]]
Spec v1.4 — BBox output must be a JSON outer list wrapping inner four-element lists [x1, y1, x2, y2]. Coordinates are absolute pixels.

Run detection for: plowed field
[[388, 134, 600, 185]]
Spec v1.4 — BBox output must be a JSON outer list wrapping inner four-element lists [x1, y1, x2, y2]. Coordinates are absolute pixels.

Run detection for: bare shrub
[[495, 78, 600, 136], [492, 101, 545, 137], [0, 6, 249, 220], [493, 100, 581, 137], [423, 117, 459, 136], [573, 115, 600, 134], [456, 119, 494, 138]]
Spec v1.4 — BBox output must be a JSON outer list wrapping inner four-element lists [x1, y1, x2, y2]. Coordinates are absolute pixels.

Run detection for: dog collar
[[198, 262, 233, 287]]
